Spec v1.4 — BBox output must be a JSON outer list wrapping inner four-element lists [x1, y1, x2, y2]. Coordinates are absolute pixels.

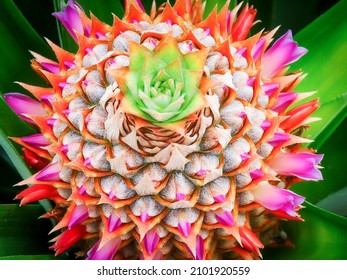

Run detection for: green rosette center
[[114, 35, 208, 124]]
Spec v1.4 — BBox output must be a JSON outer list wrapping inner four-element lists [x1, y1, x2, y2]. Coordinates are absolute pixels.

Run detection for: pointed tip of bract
[[124, 0, 151, 23]]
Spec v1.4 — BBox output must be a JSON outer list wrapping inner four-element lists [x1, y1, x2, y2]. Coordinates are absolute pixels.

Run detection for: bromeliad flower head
[[5, 0, 323, 260]]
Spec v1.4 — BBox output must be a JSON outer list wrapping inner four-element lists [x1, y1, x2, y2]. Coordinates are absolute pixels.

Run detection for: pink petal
[[247, 77, 255, 87], [108, 213, 122, 232], [59, 82, 69, 89], [226, 11, 231, 33], [237, 47, 247, 56], [240, 152, 251, 161], [30, 52, 60, 74], [47, 118, 57, 128], [40, 94, 55, 108], [140, 211, 149, 223], [269, 152, 323, 181], [78, 185, 87, 195], [176, 192, 185, 201], [196, 168, 207, 176], [87, 238, 121, 260], [253, 183, 305, 216], [250, 169, 263, 180], [215, 210, 234, 227], [268, 132, 291, 147], [60, 144, 69, 154], [262, 30, 307, 78], [213, 195, 226, 203], [239, 111, 246, 118], [178, 221, 192, 238], [83, 157, 91, 168], [108, 191, 117, 200], [35, 162, 61, 181], [63, 109, 71, 116], [68, 204, 89, 228], [21, 134, 50, 148], [144, 229, 160, 255], [64, 61, 76, 69], [260, 120, 271, 130], [4, 93, 46, 123], [263, 83, 279, 97], [86, 241, 100, 260], [52, 0, 86, 42], [196, 235, 204, 260], [271, 92, 297, 112], [40, 62, 60, 74], [252, 38, 265, 61]]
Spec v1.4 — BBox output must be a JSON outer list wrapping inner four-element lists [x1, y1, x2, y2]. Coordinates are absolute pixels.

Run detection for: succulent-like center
[[139, 76, 186, 121], [151, 80, 176, 101], [114, 36, 208, 125], [151, 79, 182, 107]]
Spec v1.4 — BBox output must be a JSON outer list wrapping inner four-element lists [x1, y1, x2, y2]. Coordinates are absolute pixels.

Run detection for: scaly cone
[[5, 0, 323, 260]]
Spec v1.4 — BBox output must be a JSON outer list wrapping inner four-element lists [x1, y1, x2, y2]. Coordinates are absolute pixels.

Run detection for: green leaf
[[12, 0, 59, 43], [292, 119, 347, 204], [291, 0, 347, 148], [316, 186, 347, 217], [285, 0, 347, 206], [0, 128, 32, 181], [0, 0, 52, 94], [204, 0, 237, 18], [247, 0, 338, 36], [0, 156, 24, 204], [78, 0, 125, 21], [305, 93, 347, 150], [263, 202, 347, 260], [0, 204, 52, 257], [0, 254, 63, 260], [141, 0, 164, 13]]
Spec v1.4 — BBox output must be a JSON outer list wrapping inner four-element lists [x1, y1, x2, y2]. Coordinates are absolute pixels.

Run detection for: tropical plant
[[0, 0, 346, 260]]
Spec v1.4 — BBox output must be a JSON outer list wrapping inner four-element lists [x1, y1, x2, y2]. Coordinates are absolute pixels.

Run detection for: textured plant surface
[[0, 0, 346, 260]]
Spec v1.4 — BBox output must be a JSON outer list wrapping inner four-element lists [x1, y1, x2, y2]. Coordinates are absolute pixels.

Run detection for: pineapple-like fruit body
[[6, 0, 323, 260]]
